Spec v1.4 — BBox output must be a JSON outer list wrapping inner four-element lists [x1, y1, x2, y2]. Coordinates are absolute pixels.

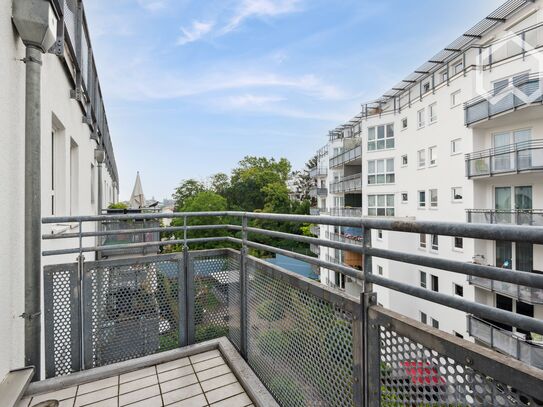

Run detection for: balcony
[[468, 315, 543, 370], [100, 218, 161, 257], [31, 211, 543, 406], [309, 186, 328, 197], [310, 207, 325, 216], [309, 224, 320, 236], [465, 139, 543, 178], [310, 243, 320, 255], [328, 207, 363, 217], [467, 209, 543, 226], [468, 274, 543, 304], [329, 174, 362, 194], [325, 230, 363, 246], [329, 145, 362, 168], [464, 73, 543, 126], [309, 166, 328, 178]]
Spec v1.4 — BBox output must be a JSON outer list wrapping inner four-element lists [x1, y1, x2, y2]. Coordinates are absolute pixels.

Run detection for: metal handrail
[[465, 139, 543, 160], [42, 211, 543, 336], [329, 145, 362, 168]]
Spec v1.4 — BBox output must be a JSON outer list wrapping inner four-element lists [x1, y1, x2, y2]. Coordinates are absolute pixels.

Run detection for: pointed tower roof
[[129, 172, 146, 209]]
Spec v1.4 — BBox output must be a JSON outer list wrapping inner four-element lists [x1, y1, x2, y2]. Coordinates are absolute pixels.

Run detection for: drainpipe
[[12, 0, 57, 377], [95, 148, 105, 259]]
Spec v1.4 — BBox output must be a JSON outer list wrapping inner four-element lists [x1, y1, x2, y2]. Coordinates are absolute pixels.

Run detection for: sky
[[84, 0, 504, 201]]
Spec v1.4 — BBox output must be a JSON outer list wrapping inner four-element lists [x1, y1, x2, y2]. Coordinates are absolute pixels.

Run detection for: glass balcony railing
[[465, 139, 543, 178], [468, 274, 543, 304], [329, 145, 362, 168], [468, 315, 543, 370], [328, 207, 363, 217], [309, 187, 328, 197], [467, 209, 543, 226], [330, 174, 362, 194], [325, 231, 363, 246], [309, 167, 328, 178]]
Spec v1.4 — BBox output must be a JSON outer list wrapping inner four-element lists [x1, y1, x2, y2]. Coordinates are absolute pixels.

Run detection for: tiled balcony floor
[[19, 349, 256, 407]]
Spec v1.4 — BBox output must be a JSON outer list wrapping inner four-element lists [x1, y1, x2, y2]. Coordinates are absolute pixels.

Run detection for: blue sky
[[84, 0, 503, 201]]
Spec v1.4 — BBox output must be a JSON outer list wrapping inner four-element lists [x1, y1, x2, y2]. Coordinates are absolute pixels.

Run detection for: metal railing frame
[[467, 209, 543, 225]]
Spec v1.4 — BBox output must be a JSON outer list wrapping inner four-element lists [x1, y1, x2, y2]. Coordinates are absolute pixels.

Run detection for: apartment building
[[309, 0, 543, 367], [0, 0, 118, 379]]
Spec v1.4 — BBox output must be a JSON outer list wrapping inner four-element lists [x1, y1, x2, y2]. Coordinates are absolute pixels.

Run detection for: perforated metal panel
[[379, 324, 543, 406], [83, 255, 183, 369], [245, 260, 355, 407], [190, 251, 241, 347], [44, 263, 81, 378]]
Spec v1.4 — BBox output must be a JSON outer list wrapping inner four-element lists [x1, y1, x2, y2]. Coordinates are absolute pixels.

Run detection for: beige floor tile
[[119, 374, 158, 395], [156, 357, 190, 373], [119, 384, 160, 406], [192, 357, 224, 373], [166, 393, 208, 407], [209, 392, 252, 407], [162, 382, 202, 405], [159, 373, 198, 394], [74, 386, 118, 407], [16, 398, 30, 407], [200, 373, 237, 392], [119, 366, 157, 383], [30, 386, 78, 405], [125, 394, 163, 407], [158, 365, 194, 383], [78, 376, 118, 395], [205, 382, 245, 405], [196, 364, 231, 382], [84, 397, 118, 407], [188, 349, 221, 365]]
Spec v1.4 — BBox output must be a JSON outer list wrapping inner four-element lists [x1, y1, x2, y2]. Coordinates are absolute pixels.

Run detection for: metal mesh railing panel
[[83, 256, 182, 369], [191, 252, 240, 346], [44, 264, 80, 378], [63, 0, 76, 47], [379, 325, 543, 406], [246, 261, 355, 407]]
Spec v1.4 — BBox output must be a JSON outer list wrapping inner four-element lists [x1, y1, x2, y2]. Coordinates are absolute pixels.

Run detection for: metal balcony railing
[[100, 218, 161, 256], [467, 209, 543, 226], [325, 231, 363, 246], [310, 207, 326, 216], [468, 274, 543, 304], [309, 243, 320, 255], [468, 315, 543, 370], [40, 212, 543, 405], [309, 186, 328, 197], [330, 174, 362, 194], [464, 73, 543, 126], [465, 139, 543, 178], [309, 167, 328, 178], [330, 145, 362, 168], [309, 224, 320, 236], [328, 207, 363, 217]]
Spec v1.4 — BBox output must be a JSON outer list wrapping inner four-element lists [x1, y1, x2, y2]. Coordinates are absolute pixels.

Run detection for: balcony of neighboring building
[[464, 73, 543, 126], [465, 139, 543, 178], [329, 174, 362, 194], [329, 143, 362, 169], [468, 274, 543, 305], [328, 207, 363, 217], [467, 209, 543, 226], [309, 166, 328, 178], [325, 230, 363, 246], [309, 186, 328, 198], [468, 315, 543, 370]]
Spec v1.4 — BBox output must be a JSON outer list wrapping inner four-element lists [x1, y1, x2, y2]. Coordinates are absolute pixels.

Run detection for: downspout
[[94, 148, 105, 260]]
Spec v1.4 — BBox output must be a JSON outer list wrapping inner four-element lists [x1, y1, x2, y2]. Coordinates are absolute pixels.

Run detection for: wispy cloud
[[223, 0, 303, 33], [177, 20, 215, 45], [137, 0, 168, 12], [226, 94, 285, 107]]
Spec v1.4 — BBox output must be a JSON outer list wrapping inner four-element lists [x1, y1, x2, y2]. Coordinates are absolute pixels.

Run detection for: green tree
[[208, 173, 230, 197], [172, 179, 205, 210]]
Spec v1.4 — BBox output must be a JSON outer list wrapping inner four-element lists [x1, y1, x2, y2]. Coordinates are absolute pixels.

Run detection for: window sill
[[418, 207, 426, 210], [417, 166, 426, 170], [450, 152, 462, 156], [429, 120, 437, 126], [453, 248, 464, 253], [452, 200, 463, 204], [428, 164, 437, 168], [417, 125, 425, 130]]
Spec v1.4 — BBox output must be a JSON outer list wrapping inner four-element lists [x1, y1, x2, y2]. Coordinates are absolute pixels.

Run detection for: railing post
[[77, 220, 85, 370], [182, 216, 194, 345], [240, 215, 249, 359]]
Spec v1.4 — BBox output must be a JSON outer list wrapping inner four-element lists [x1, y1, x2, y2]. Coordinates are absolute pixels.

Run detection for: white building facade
[[0, 0, 119, 379], [309, 0, 543, 367]]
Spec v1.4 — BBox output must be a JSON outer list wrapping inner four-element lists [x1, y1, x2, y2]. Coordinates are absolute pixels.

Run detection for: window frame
[[431, 274, 439, 292], [367, 194, 395, 217], [401, 192, 408, 204], [420, 312, 428, 324], [454, 283, 464, 297], [367, 124, 395, 152], [419, 233, 427, 249], [454, 236, 464, 251], [429, 188, 438, 208], [420, 270, 427, 288], [417, 108, 426, 129], [401, 154, 408, 167], [431, 235, 439, 251], [417, 149, 426, 168], [451, 138, 462, 155], [452, 187, 463, 202], [428, 102, 437, 124], [429, 146, 437, 166], [418, 190, 426, 208], [367, 158, 395, 185], [451, 90, 461, 108], [401, 117, 408, 130]]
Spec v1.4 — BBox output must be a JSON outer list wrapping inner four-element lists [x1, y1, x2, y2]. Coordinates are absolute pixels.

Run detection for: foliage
[[269, 376, 306, 406], [172, 179, 205, 210], [195, 325, 229, 342], [108, 202, 128, 209], [208, 173, 230, 196], [256, 299, 284, 322], [257, 329, 290, 357]]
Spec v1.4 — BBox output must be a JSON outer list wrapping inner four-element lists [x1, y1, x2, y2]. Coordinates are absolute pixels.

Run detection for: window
[[423, 81, 431, 93], [451, 90, 461, 107], [378, 265, 383, 276], [431, 318, 440, 329], [70, 139, 79, 216], [335, 272, 346, 290], [454, 284, 464, 297], [418, 190, 426, 208], [419, 234, 427, 249], [417, 150, 425, 168], [368, 124, 395, 151], [428, 103, 437, 123], [368, 159, 395, 185], [453, 60, 463, 74], [91, 163, 95, 205], [417, 109, 425, 128], [429, 146, 437, 166], [368, 194, 395, 217], [429, 189, 438, 208], [452, 187, 463, 202], [401, 192, 408, 203], [454, 332, 464, 339], [420, 271, 427, 288], [440, 69, 448, 83], [431, 274, 439, 292], [454, 237, 463, 250], [401, 117, 408, 130], [420, 312, 428, 324], [451, 138, 462, 155], [431, 235, 439, 251], [401, 155, 408, 166], [377, 230, 383, 240]]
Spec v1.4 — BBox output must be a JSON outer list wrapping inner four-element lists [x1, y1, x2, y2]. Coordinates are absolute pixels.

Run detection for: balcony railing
[[310, 243, 320, 255], [329, 145, 362, 168], [464, 73, 543, 125], [100, 218, 161, 256], [468, 274, 543, 304], [309, 186, 328, 197], [309, 224, 320, 236], [310, 207, 326, 216], [328, 207, 363, 217], [40, 212, 543, 405], [465, 139, 543, 178], [467, 209, 543, 226], [330, 174, 362, 194], [309, 167, 328, 178], [325, 230, 363, 246], [468, 315, 543, 370]]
